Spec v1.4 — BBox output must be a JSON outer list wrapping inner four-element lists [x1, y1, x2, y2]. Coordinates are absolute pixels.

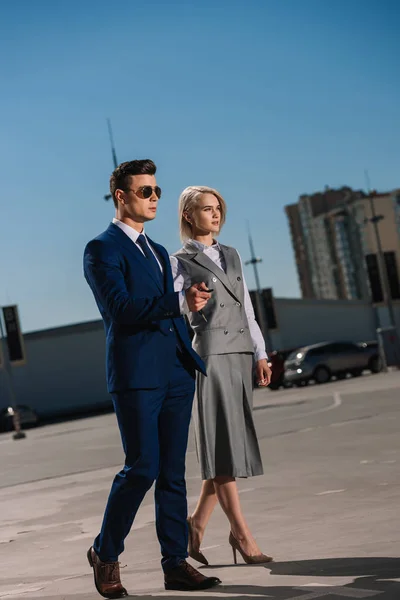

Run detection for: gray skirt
[[193, 352, 264, 480]]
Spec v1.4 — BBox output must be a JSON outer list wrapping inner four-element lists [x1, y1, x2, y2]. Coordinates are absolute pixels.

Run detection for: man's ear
[[115, 189, 126, 205]]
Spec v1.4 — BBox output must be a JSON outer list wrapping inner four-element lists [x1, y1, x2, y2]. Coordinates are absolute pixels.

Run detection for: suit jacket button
[[237, 276, 241, 281], [212, 277, 217, 282], [240, 328, 244, 333], [236, 302, 241, 306], [169, 327, 174, 332], [220, 302, 225, 307], [224, 330, 229, 335]]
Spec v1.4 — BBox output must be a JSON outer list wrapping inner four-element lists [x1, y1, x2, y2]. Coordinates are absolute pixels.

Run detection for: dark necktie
[[136, 234, 163, 288]]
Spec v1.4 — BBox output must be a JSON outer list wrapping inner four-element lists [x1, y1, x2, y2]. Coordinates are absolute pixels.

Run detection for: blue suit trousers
[[93, 350, 195, 572]]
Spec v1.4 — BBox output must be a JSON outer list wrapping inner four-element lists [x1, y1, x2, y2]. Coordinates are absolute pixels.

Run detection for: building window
[[365, 254, 383, 303], [384, 252, 400, 300]]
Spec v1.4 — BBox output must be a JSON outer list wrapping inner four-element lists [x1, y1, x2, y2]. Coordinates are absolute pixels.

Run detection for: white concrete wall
[[270, 298, 379, 350], [0, 321, 109, 417]]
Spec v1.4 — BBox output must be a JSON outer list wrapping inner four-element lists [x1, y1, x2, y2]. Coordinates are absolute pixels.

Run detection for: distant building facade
[[285, 186, 400, 302]]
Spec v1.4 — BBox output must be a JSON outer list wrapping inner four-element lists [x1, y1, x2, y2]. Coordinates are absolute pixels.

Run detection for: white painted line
[[316, 489, 346, 496], [238, 487, 255, 494], [293, 391, 343, 423], [201, 544, 222, 550], [332, 391, 342, 409], [303, 390, 342, 416], [268, 390, 342, 425], [0, 584, 47, 598]]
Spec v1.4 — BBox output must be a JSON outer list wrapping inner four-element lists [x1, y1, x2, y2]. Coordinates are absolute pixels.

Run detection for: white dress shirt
[[170, 239, 268, 361], [112, 218, 188, 312], [112, 218, 163, 271]]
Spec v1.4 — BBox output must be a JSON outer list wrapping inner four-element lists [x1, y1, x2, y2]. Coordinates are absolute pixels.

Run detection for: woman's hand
[[255, 359, 272, 387], [185, 282, 211, 312]]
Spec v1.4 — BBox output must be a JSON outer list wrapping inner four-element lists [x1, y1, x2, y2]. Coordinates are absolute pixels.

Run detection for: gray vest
[[174, 243, 254, 357]]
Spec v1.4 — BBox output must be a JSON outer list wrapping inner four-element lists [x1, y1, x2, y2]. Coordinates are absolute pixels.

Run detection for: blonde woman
[[170, 186, 273, 565]]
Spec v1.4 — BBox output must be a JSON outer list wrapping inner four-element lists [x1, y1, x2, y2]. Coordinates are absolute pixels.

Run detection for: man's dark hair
[[110, 159, 157, 207]]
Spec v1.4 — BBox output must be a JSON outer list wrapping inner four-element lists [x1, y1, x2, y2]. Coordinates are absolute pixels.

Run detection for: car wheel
[[369, 355, 383, 374], [314, 366, 331, 384]]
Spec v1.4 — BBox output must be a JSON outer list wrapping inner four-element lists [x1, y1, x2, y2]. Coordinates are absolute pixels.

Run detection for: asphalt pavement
[[0, 371, 399, 599]]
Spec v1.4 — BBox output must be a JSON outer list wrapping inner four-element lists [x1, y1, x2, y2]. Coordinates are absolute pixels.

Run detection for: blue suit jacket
[[83, 223, 206, 393]]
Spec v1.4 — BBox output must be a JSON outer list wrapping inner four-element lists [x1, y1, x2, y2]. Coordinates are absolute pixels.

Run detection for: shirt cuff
[[179, 291, 189, 314], [254, 350, 268, 362]]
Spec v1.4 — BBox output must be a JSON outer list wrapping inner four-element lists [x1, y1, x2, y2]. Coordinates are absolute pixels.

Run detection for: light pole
[[104, 118, 118, 202], [0, 311, 26, 439], [244, 227, 272, 354], [364, 170, 397, 330]]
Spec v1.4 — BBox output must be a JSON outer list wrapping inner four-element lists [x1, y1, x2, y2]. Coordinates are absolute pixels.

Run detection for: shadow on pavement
[[9, 578, 400, 600], [4, 557, 400, 599], [201, 556, 400, 598], [268, 556, 400, 578]]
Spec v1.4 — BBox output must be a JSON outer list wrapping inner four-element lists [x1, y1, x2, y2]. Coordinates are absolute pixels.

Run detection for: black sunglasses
[[126, 186, 162, 199]]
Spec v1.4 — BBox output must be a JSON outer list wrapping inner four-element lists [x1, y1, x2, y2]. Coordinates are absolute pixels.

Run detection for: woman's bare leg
[[191, 475, 263, 555], [213, 475, 262, 556], [190, 479, 218, 548]]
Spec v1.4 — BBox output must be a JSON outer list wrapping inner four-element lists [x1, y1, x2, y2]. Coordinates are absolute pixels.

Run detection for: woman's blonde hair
[[178, 185, 227, 241]]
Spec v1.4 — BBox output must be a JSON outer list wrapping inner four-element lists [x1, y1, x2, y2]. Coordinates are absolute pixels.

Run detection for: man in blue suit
[[84, 159, 221, 598]]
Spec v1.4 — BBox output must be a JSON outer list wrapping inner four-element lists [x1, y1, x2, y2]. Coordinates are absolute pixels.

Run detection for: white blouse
[[170, 239, 267, 361]]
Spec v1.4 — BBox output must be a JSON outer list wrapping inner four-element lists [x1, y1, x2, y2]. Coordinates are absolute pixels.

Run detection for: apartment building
[[285, 187, 400, 302]]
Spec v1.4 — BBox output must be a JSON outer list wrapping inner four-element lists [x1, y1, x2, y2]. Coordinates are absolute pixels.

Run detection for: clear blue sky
[[0, 0, 399, 332]]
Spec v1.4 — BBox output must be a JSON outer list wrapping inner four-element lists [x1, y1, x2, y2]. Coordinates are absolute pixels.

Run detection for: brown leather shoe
[[87, 547, 128, 599], [164, 559, 221, 591]]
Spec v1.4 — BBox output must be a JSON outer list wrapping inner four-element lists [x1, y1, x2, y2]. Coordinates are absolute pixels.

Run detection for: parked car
[[284, 340, 382, 386], [267, 349, 296, 390]]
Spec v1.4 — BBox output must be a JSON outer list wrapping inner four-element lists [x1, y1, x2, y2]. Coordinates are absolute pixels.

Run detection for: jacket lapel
[[147, 237, 173, 292], [219, 244, 241, 290], [106, 223, 164, 293], [182, 248, 240, 302]]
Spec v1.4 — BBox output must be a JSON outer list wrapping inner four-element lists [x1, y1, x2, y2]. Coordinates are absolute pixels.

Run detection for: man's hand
[[255, 358, 272, 387], [185, 282, 211, 313]]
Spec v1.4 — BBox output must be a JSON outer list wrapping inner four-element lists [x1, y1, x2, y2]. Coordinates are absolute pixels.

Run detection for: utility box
[[377, 327, 400, 367]]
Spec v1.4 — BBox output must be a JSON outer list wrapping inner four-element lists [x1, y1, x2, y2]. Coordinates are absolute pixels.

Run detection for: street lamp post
[[104, 119, 118, 202], [364, 171, 397, 330], [0, 311, 26, 439], [244, 228, 272, 355]]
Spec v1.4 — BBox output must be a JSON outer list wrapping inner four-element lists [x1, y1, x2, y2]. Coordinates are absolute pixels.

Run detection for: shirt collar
[[112, 218, 145, 244], [185, 238, 221, 253]]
